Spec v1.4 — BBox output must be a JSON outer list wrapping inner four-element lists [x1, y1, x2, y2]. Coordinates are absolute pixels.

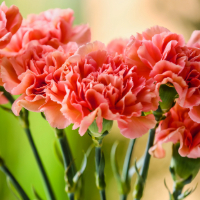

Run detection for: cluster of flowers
[[1, 2, 200, 159]]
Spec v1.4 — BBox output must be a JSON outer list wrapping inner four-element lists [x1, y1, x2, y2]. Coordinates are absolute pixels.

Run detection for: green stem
[[68, 193, 74, 200], [24, 127, 55, 200], [95, 146, 106, 200], [0, 89, 55, 199], [120, 195, 127, 200], [120, 139, 136, 200], [133, 128, 156, 200], [99, 189, 106, 200], [0, 159, 30, 200], [21, 111, 55, 200], [172, 182, 184, 200], [55, 128, 76, 192]]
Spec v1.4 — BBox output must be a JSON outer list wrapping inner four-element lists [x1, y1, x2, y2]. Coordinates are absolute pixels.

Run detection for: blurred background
[[0, 0, 200, 200]]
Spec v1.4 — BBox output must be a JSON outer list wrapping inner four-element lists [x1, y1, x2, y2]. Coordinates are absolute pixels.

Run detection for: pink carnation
[[56, 41, 159, 138], [149, 103, 200, 158], [150, 46, 200, 123], [124, 26, 185, 79], [1, 41, 78, 128], [0, 2, 22, 49], [5, 8, 91, 54]]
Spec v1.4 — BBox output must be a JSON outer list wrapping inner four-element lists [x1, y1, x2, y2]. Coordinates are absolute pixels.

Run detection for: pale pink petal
[[187, 30, 200, 47], [12, 94, 46, 116], [117, 114, 156, 139], [138, 40, 162, 69], [40, 99, 70, 129], [70, 24, 91, 45], [1, 57, 20, 92], [68, 41, 106, 63], [136, 26, 170, 40], [149, 143, 165, 158], [188, 105, 200, 123], [79, 109, 98, 136]]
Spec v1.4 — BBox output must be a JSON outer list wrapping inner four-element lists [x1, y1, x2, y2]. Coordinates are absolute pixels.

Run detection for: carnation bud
[[170, 143, 200, 182], [88, 118, 113, 138]]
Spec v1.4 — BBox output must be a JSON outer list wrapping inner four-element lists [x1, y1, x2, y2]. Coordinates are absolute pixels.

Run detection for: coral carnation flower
[[124, 26, 185, 79], [0, 2, 22, 49], [150, 104, 200, 158], [58, 41, 159, 138], [150, 46, 200, 123], [5, 8, 91, 54], [1, 42, 78, 128]]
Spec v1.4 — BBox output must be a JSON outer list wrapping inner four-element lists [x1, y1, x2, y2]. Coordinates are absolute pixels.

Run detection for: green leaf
[[32, 186, 43, 200], [177, 184, 198, 200], [86, 144, 94, 157], [111, 142, 122, 184], [164, 179, 174, 200], [53, 140, 64, 167], [133, 160, 145, 198], [73, 153, 87, 184], [128, 156, 144, 178], [7, 177, 21, 200], [73, 144, 93, 184]]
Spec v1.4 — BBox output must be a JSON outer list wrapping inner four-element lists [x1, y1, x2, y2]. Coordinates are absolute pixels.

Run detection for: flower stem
[[172, 182, 183, 200], [0, 158, 30, 200], [21, 110, 55, 200], [133, 128, 156, 200], [0, 89, 55, 199], [55, 128, 76, 193], [68, 193, 75, 200], [95, 146, 106, 200], [120, 195, 127, 200], [99, 189, 106, 200], [120, 139, 136, 200]]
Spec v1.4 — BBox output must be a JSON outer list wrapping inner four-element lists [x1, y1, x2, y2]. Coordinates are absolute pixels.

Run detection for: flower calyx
[[170, 143, 200, 182], [153, 83, 178, 122], [88, 118, 113, 147]]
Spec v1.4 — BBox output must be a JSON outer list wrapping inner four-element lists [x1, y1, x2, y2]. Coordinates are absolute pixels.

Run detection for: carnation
[[1, 42, 78, 128], [0, 1, 22, 49], [124, 26, 185, 79], [149, 103, 200, 158], [4, 8, 91, 54], [56, 41, 159, 138], [150, 46, 200, 123]]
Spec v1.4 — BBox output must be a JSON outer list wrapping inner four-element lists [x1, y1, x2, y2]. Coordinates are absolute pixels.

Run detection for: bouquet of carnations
[[0, 2, 200, 200]]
